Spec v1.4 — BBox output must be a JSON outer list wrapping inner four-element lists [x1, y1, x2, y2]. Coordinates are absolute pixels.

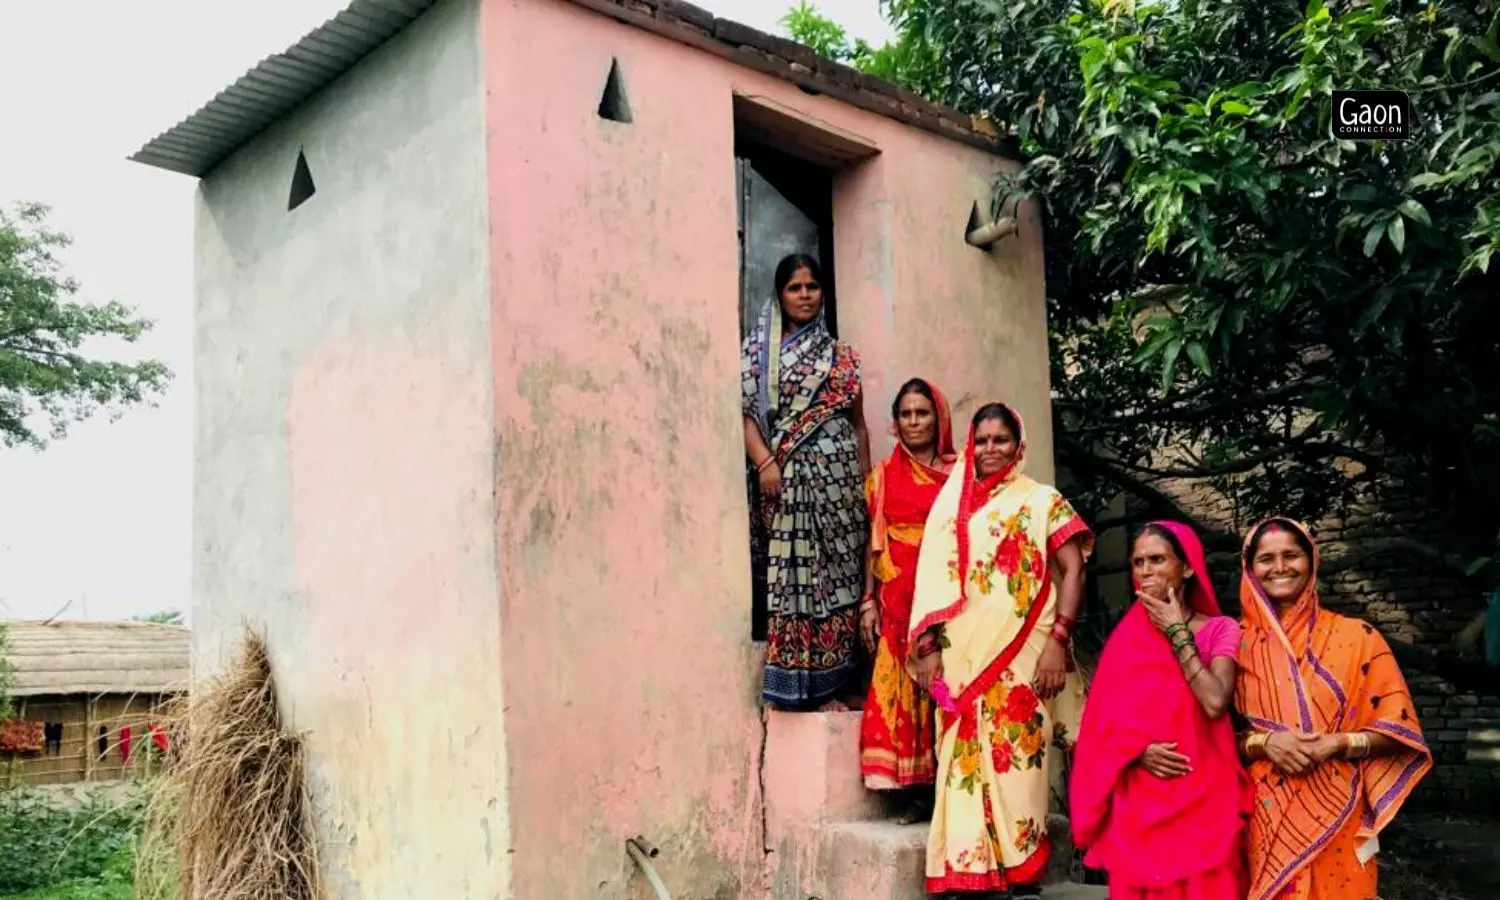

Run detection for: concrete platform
[[763, 710, 1104, 900]]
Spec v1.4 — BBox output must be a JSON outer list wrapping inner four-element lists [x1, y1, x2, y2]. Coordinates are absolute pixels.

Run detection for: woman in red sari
[[858, 378, 957, 818], [1071, 521, 1249, 899]]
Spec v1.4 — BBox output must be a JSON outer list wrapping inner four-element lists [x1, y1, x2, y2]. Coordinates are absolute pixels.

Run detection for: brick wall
[[1087, 470, 1500, 805]]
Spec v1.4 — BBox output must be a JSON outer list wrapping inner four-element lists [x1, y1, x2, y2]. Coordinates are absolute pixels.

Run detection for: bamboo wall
[[2, 693, 177, 787]]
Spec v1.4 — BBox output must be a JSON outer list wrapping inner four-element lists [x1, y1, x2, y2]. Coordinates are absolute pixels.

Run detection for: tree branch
[[1058, 440, 1237, 549], [1099, 437, 1383, 480], [1058, 378, 1320, 431]]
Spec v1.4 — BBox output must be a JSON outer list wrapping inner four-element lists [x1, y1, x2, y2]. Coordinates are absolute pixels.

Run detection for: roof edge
[[128, 0, 1018, 178], [129, 0, 440, 177], [565, 0, 1019, 159]]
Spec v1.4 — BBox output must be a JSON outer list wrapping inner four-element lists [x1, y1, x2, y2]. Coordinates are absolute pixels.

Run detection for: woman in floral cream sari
[[1236, 517, 1431, 900], [859, 377, 958, 817], [907, 401, 1093, 898]]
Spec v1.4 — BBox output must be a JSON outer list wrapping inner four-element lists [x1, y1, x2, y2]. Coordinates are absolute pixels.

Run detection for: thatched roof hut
[[3, 620, 191, 785], [5, 620, 191, 698]]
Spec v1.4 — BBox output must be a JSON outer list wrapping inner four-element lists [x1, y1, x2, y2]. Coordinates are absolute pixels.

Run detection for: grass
[[0, 785, 143, 900], [0, 847, 134, 900]]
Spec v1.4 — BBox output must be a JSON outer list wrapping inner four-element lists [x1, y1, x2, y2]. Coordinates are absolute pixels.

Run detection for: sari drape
[[906, 404, 1093, 894], [1071, 521, 1249, 898], [1235, 517, 1432, 900], [741, 298, 867, 708], [860, 382, 957, 789]]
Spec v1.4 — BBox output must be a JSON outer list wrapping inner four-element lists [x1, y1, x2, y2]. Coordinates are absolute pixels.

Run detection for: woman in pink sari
[[1071, 521, 1249, 898]]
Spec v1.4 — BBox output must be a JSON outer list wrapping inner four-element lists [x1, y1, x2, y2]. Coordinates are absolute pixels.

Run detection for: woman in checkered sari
[[743, 253, 871, 710]]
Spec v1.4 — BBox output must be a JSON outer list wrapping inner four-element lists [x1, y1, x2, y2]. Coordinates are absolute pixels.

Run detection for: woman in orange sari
[[1236, 517, 1432, 900], [859, 378, 958, 817], [907, 402, 1093, 899]]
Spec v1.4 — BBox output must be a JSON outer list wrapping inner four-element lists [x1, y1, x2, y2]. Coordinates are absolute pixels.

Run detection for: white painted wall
[[191, 0, 510, 895]]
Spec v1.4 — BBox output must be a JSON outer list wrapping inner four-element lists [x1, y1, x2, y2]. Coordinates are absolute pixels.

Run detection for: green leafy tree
[[0, 202, 171, 448], [0, 621, 12, 720], [132, 610, 184, 626], [784, 0, 1500, 573], [779, 1, 943, 89]]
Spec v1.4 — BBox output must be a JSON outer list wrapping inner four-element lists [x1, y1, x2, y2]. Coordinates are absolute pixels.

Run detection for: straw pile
[[136, 629, 323, 900]]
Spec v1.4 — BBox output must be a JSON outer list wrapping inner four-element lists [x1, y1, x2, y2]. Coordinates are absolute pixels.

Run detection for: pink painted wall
[[481, 0, 1050, 896]]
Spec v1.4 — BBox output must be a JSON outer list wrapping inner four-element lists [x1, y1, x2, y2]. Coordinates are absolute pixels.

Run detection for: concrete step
[[771, 817, 1103, 900], [764, 710, 888, 842]]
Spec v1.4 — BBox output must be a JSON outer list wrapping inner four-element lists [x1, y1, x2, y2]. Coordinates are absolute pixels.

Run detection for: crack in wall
[[757, 706, 771, 855]]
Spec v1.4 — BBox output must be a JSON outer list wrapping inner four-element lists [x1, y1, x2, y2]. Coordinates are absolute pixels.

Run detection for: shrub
[[0, 788, 144, 894]]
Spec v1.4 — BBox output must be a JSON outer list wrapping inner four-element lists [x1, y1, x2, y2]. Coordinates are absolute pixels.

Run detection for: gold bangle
[[1345, 732, 1371, 760], [1245, 732, 1269, 754]]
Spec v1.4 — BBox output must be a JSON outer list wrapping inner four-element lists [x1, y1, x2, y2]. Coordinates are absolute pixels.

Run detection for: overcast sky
[[0, 0, 891, 623]]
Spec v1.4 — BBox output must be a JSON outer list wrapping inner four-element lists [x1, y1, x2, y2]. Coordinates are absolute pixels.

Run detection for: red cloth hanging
[[149, 722, 169, 753], [119, 725, 133, 762], [0, 720, 45, 753]]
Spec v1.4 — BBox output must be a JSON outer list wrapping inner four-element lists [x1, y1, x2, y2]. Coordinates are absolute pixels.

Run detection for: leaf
[[1133, 327, 1176, 363], [1387, 215, 1406, 254], [1465, 556, 1493, 577], [1355, 287, 1394, 335], [1185, 339, 1212, 375], [1160, 338, 1183, 392], [1221, 100, 1253, 116], [1398, 199, 1432, 227], [1363, 221, 1385, 257]]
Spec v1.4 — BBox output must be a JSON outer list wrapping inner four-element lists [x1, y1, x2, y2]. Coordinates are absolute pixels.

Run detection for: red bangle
[[1049, 624, 1072, 645]]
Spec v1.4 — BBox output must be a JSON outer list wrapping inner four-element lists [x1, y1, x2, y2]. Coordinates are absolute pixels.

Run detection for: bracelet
[[1164, 622, 1190, 637], [1345, 732, 1372, 760], [1055, 613, 1078, 631], [860, 594, 877, 613], [756, 455, 776, 473], [1049, 624, 1072, 645], [1244, 732, 1269, 755]]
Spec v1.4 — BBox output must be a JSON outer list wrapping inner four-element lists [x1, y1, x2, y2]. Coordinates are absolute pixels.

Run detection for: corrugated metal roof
[[4, 620, 192, 698], [129, 0, 440, 176]]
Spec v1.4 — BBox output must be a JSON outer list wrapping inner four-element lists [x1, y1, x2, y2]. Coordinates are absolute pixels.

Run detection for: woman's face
[[972, 417, 1019, 479], [896, 391, 938, 453], [1132, 534, 1192, 600], [778, 266, 823, 327], [1251, 528, 1313, 606]]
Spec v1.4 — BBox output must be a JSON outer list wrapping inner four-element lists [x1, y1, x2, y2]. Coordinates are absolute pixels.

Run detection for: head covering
[[1144, 520, 1222, 617], [1071, 521, 1249, 885], [954, 403, 1026, 611], [1239, 517, 1320, 685], [891, 379, 957, 463], [743, 285, 831, 443]]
